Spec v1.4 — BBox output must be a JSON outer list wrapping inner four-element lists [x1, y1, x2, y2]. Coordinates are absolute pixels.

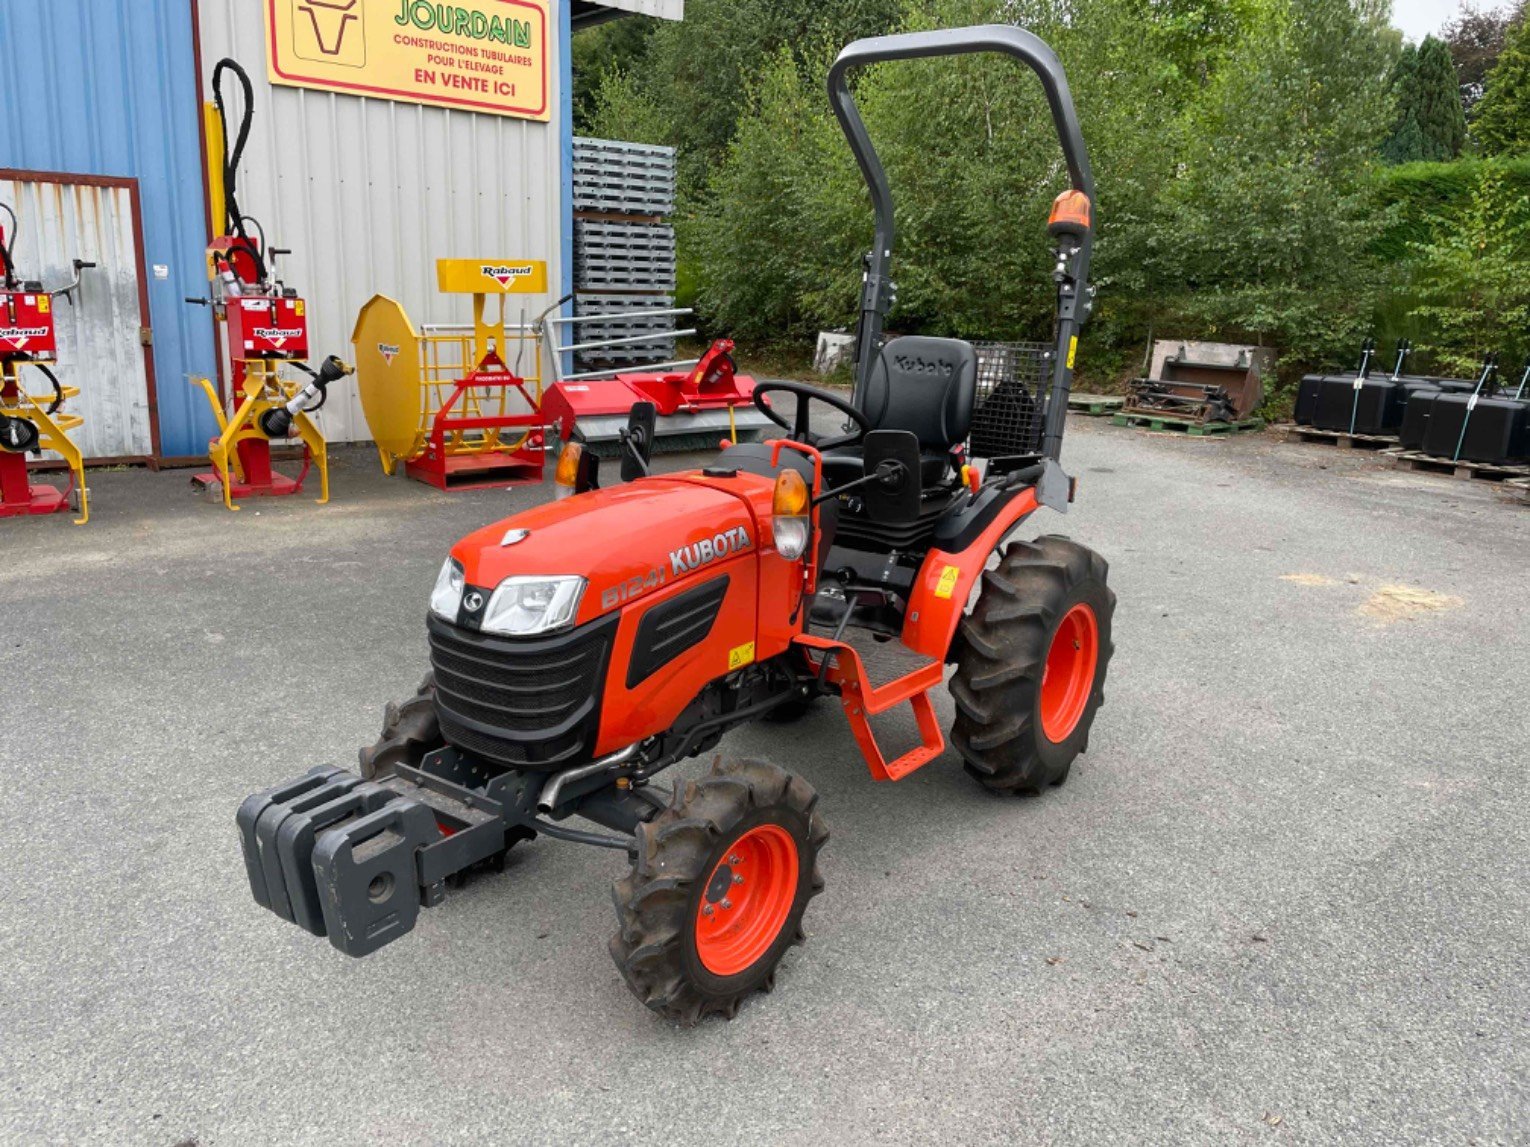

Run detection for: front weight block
[[312, 798, 439, 958]]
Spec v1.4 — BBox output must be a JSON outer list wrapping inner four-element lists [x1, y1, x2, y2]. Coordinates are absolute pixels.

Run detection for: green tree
[[572, 17, 656, 133], [1385, 37, 1468, 160], [1475, 12, 1530, 153], [1406, 165, 1530, 371], [1443, 0, 1526, 116], [1154, 0, 1396, 360]]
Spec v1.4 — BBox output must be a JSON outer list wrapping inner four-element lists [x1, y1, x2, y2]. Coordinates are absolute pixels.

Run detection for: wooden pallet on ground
[[1281, 425, 1399, 451], [1067, 393, 1125, 416], [1494, 476, 1530, 505], [1111, 412, 1265, 437], [1391, 451, 1530, 483]]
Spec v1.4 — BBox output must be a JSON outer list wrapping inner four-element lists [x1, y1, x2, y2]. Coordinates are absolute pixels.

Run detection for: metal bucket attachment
[[1126, 341, 1273, 423]]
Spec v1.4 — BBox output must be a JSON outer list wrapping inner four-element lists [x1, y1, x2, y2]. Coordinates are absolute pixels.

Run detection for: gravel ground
[[1, 419, 1526, 1146]]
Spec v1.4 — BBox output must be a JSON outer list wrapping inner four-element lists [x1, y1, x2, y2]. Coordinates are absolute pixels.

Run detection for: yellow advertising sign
[[436, 259, 548, 294], [265, 0, 551, 122]]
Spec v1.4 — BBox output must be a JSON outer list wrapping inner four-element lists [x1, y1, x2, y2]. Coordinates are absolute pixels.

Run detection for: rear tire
[[610, 758, 828, 1025], [950, 536, 1115, 794]]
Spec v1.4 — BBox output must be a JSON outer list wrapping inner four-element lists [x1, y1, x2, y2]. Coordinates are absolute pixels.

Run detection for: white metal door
[[2, 176, 154, 459]]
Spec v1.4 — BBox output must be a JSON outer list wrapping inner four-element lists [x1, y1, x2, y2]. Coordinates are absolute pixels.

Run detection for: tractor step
[[795, 633, 945, 782]]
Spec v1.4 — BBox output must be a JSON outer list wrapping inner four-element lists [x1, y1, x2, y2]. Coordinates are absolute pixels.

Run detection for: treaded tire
[[359, 673, 442, 780], [951, 535, 1115, 794], [610, 758, 828, 1025]]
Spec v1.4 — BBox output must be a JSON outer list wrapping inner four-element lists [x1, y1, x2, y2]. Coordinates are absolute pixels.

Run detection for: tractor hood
[[449, 475, 765, 628]]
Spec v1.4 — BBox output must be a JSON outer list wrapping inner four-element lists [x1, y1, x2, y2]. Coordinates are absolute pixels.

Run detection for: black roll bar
[[828, 24, 1096, 463]]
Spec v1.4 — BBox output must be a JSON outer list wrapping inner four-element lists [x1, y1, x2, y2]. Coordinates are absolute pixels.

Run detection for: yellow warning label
[[37, 295, 50, 314], [934, 565, 961, 600], [728, 642, 756, 671], [294, 300, 305, 317], [1067, 336, 1078, 370]]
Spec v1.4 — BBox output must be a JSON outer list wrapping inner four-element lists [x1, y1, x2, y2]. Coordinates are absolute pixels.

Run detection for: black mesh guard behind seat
[[825, 337, 978, 487]]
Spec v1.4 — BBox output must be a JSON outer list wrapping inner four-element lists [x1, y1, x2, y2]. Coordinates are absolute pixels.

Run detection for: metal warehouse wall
[[196, 1, 568, 445], [0, 0, 221, 460]]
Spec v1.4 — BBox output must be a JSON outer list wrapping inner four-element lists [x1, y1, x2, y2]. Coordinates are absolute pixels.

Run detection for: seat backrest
[[860, 337, 977, 452]]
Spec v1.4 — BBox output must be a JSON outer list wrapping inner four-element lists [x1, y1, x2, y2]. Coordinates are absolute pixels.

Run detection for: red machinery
[[352, 259, 555, 492], [0, 200, 95, 525], [543, 336, 773, 453], [185, 59, 347, 510]]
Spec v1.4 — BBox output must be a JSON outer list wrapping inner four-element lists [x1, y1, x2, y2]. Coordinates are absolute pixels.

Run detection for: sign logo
[[266, 0, 551, 122], [481, 263, 535, 290], [293, 1, 367, 68], [463, 591, 484, 613], [378, 342, 400, 366]]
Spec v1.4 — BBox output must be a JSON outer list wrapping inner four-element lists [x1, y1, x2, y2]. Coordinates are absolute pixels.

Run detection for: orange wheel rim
[[694, 824, 799, 977], [1040, 603, 1099, 743]]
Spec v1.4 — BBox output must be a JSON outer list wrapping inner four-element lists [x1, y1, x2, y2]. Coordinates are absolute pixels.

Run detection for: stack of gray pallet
[[573, 138, 679, 372]]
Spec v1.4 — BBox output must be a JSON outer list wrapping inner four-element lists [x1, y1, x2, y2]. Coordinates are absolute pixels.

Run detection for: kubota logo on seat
[[671, 526, 752, 576], [893, 354, 956, 378]]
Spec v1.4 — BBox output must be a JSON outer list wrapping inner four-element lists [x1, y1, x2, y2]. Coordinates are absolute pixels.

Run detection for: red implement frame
[[405, 350, 547, 491]]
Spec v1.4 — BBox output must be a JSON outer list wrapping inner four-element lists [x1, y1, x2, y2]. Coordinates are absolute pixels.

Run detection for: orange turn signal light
[[554, 441, 583, 490], [1048, 189, 1092, 237], [772, 469, 809, 517]]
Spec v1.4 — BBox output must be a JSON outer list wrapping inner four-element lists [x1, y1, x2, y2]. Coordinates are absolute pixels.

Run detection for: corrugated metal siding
[[196, 1, 568, 444], [0, 0, 220, 459], [1, 178, 154, 458]]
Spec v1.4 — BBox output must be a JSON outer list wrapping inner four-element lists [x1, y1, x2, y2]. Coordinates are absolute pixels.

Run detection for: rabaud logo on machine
[[481, 263, 536, 290]]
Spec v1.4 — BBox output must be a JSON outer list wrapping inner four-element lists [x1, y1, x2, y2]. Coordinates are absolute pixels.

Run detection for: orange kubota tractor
[[237, 25, 1115, 1024]]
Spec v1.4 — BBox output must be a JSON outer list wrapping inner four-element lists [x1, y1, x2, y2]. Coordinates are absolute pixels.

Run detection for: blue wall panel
[[0, 0, 218, 458]]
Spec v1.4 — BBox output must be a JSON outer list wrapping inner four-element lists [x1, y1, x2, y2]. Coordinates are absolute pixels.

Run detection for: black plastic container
[[1311, 375, 1405, 434], [1458, 396, 1529, 464], [1295, 373, 1329, 425], [1399, 386, 1443, 450]]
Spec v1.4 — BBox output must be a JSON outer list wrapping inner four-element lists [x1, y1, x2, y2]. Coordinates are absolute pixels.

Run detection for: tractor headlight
[[481, 576, 586, 637], [430, 558, 466, 620]]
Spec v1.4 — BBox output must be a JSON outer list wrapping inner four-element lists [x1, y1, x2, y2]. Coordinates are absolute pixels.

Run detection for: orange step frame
[[792, 634, 946, 782]]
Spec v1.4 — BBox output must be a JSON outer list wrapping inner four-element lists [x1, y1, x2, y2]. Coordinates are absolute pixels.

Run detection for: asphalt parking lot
[[2, 418, 1526, 1145]]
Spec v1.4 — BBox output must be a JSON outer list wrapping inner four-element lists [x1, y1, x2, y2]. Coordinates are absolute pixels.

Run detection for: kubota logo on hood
[[671, 526, 752, 577], [482, 263, 535, 289]]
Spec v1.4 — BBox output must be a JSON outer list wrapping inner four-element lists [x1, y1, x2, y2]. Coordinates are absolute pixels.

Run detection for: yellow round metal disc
[[352, 294, 425, 463]]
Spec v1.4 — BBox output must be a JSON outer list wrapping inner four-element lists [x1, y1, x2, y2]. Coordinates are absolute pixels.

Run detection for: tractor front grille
[[427, 613, 617, 769]]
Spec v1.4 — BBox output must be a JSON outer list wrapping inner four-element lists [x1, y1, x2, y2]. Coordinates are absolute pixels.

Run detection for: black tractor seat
[[823, 336, 977, 489], [719, 336, 978, 492]]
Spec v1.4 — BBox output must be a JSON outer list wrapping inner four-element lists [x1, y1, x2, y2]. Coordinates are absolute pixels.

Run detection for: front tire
[[950, 536, 1115, 794], [610, 758, 828, 1025], [359, 673, 442, 780]]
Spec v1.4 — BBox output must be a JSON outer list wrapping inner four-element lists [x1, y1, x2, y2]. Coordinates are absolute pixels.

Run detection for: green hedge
[[1373, 158, 1530, 260]]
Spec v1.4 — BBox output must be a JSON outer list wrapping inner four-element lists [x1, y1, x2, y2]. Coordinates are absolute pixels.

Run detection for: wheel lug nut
[[721, 898, 733, 910], [729, 854, 741, 865], [702, 905, 714, 916], [732, 873, 744, 885]]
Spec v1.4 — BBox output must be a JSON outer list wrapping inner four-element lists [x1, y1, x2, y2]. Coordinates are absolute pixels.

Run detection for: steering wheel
[[751, 379, 871, 451]]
